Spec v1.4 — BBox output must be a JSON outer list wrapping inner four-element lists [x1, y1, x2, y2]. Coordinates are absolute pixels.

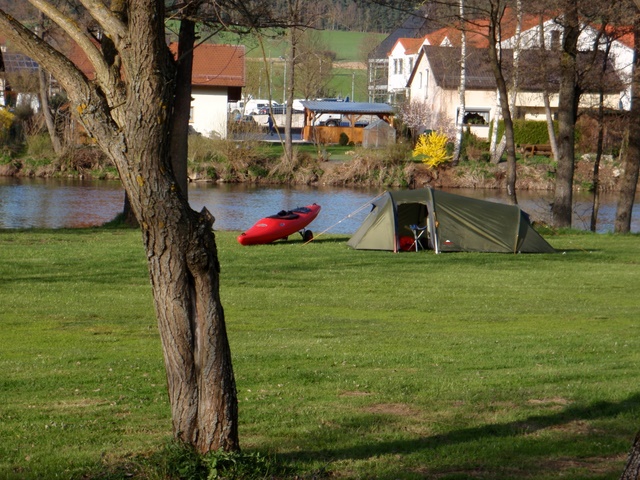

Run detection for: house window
[[393, 58, 403, 74], [424, 69, 429, 96], [408, 57, 414, 74], [550, 30, 561, 50], [189, 106, 194, 123], [457, 108, 490, 125], [418, 72, 423, 89]]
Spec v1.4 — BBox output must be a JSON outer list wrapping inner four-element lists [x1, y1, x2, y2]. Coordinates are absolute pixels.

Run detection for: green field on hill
[[1, 227, 639, 479], [211, 29, 386, 63]]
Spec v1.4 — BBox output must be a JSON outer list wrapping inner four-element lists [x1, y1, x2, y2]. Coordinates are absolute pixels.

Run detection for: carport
[[300, 101, 395, 144]]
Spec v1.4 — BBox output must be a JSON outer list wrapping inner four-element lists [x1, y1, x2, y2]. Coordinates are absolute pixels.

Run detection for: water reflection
[[0, 177, 123, 229], [0, 177, 638, 233], [189, 183, 383, 235]]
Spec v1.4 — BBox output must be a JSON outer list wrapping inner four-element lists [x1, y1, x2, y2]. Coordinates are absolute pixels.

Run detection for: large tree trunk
[[110, 2, 240, 453], [552, 1, 580, 228], [615, 13, 640, 234], [0, 0, 239, 454]]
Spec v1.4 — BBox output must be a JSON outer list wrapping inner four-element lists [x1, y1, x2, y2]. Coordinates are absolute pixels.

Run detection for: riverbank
[[0, 140, 625, 193]]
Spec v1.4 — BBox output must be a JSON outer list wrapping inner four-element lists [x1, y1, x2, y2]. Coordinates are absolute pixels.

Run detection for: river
[[0, 177, 638, 234]]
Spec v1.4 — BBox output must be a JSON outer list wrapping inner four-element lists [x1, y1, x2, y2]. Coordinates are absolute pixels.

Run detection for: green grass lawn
[[1, 227, 639, 479]]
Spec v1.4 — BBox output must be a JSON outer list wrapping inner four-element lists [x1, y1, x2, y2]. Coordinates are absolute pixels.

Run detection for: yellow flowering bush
[[0, 108, 15, 138], [412, 130, 452, 168]]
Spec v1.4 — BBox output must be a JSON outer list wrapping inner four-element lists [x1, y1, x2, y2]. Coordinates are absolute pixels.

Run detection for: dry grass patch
[[362, 403, 420, 417]]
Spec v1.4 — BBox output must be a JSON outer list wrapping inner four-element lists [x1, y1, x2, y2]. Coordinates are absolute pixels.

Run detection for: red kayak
[[237, 204, 321, 245]]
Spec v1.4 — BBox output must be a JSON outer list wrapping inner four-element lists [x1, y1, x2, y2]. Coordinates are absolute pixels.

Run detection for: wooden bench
[[519, 144, 553, 158]]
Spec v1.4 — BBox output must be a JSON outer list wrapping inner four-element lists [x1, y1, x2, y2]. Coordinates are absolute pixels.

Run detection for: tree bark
[[168, 17, 196, 198], [621, 431, 640, 479], [552, 1, 580, 228], [0, 0, 239, 453], [615, 12, 640, 234]]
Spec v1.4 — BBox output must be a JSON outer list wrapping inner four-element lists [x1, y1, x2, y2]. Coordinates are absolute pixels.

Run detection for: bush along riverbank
[[0, 133, 626, 192]]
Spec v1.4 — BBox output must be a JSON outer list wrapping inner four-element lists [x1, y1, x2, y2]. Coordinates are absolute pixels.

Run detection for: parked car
[[257, 104, 304, 115], [233, 113, 256, 125], [257, 104, 285, 115]]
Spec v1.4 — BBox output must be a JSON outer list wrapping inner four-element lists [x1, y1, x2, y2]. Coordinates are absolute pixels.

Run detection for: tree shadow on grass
[[278, 393, 640, 478]]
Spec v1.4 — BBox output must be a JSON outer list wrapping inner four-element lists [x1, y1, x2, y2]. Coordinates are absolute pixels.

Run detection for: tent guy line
[[303, 191, 388, 245]]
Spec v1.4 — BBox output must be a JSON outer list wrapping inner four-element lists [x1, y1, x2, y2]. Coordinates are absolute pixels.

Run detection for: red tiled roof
[[391, 37, 426, 56], [169, 42, 245, 87], [65, 40, 245, 87], [425, 25, 489, 48], [424, 9, 555, 49], [599, 24, 634, 49]]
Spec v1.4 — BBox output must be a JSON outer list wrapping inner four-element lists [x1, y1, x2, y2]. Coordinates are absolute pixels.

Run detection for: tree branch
[[26, 0, 114, 95], [0, 9, 90, 99], [77, 0, 128, 42]]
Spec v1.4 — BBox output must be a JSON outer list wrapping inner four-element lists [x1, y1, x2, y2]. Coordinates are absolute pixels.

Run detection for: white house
[[387, 37, 427, 105], [169, 43, 245, 138], [407, 45, 623, 139], [500, 17, 634, 109], [66, 41, 245, 140]]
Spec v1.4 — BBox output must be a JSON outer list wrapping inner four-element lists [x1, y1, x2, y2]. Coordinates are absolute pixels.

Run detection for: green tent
[[347, 188, 555, 253]]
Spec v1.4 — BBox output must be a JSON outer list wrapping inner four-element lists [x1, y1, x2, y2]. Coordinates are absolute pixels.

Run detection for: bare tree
[[451, 0, 466, 165], [36, 10, 63, 154], [615, 2, 640, 234], [551, 0, 580, 228], [483, 0, 519, 203], [535, 12, 559, 160], [294, 30, 334, 100]]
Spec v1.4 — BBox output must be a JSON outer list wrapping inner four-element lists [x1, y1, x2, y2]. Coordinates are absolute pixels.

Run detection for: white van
[[229, 99, 279, 115]]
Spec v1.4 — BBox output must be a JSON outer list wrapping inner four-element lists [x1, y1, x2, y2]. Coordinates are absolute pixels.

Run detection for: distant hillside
[[209, 30, 387, 63], [266, 0, 417, 33]]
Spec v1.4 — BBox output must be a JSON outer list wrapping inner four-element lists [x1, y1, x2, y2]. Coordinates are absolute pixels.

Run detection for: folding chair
[[408, 224, 428, 252]]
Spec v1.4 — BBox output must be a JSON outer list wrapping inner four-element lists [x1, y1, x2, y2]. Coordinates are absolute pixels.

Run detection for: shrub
[[413, 130, 452, 168], [0, 108, 17, 152], [339, 132, 349, 146], [0, 107, 14, 135], [490, 119, 565, 146], [26, 133, 55, 157]]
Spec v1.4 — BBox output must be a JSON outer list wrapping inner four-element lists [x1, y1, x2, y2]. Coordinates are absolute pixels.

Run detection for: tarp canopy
[[347, 188, 555, 253]]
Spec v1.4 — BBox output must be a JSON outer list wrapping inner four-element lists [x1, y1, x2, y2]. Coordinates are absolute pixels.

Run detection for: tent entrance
[[396, 202, 433, 251]]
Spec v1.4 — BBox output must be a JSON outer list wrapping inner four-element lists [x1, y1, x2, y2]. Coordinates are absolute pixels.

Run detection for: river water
[[0, 177, 638, 234]]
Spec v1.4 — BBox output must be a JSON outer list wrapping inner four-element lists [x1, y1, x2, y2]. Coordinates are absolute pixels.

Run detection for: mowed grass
[[1, 227, 639, 479]]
